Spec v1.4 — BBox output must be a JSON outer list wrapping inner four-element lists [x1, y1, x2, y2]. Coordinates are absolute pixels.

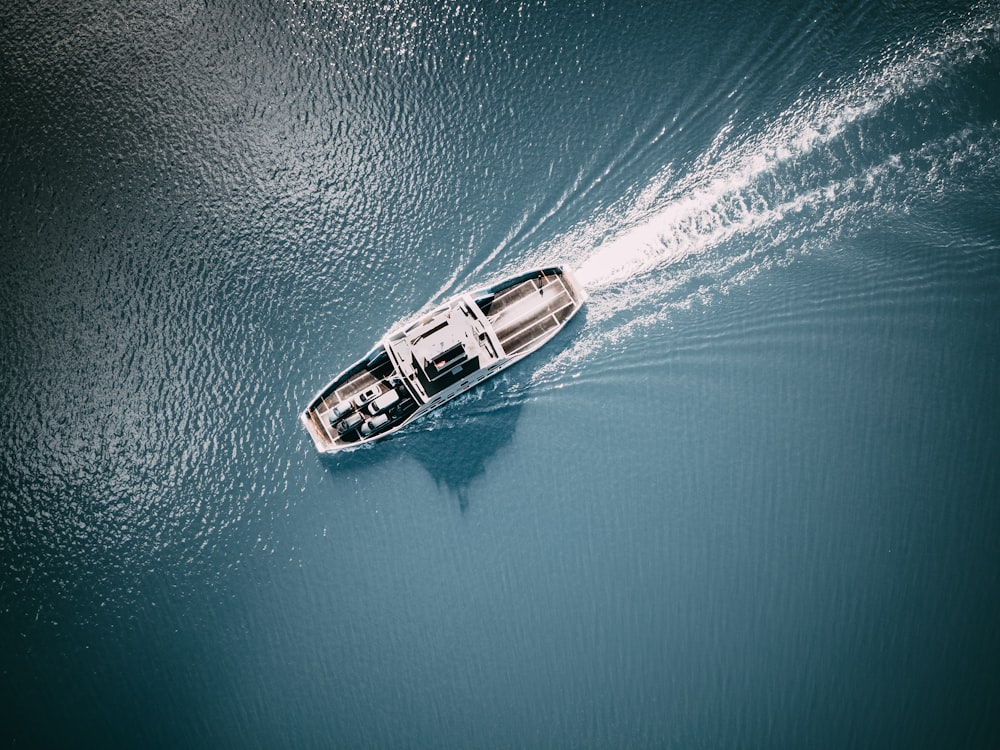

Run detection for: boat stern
[[557, 264, 588, 306]]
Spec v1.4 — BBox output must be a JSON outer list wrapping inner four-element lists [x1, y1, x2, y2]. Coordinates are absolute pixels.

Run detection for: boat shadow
[[318, 397, 522, 512], [317, 306, 587, 512]]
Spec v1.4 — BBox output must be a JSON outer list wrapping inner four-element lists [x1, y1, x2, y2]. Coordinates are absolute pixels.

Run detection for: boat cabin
[[385, 297, 502, 400]]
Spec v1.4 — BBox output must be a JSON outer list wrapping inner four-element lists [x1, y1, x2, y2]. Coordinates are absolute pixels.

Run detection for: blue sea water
[[2, 0, 1000, 746]]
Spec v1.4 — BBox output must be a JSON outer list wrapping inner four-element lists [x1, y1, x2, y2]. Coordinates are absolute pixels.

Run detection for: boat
[[301, 265, 588, 452]]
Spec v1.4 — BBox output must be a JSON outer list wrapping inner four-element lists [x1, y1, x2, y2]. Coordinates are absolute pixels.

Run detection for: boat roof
[[385, 295, 501, 399]]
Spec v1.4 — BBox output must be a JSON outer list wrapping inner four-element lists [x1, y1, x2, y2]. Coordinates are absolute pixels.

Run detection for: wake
[[516, 3, 999, 383]]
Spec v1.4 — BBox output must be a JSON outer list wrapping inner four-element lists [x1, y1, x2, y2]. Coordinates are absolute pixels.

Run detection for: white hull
[[301, 265, 587, 453]]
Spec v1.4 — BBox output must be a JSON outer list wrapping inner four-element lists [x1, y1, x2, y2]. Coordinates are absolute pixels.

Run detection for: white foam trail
[[567, 3, 998, 292], [517, 4, 1000, 383]]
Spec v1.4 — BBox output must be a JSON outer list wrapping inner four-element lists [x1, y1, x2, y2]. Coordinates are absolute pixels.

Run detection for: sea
[[2, 0, 999, 747]]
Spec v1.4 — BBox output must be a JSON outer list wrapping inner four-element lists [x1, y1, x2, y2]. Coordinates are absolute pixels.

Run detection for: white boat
[[301, 265, 588, 452]]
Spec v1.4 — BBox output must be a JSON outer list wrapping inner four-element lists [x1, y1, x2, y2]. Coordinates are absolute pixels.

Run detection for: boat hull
[[301, 265, 586, 453]]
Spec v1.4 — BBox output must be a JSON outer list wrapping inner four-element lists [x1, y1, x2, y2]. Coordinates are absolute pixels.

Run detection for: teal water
[[3, 0, 1000, 746]]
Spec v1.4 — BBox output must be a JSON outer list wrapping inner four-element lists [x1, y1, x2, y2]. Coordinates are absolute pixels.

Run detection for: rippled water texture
[[2, 0, 999, 747]]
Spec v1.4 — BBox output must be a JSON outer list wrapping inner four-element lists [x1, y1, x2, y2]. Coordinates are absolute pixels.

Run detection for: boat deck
[[307, 354, 417, 447], [328, 358, 394, 409], [482, 272, 578, 356]]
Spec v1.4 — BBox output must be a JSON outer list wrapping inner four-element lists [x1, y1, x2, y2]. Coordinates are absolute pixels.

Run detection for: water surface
[[2, 0, 999, 746]]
